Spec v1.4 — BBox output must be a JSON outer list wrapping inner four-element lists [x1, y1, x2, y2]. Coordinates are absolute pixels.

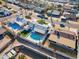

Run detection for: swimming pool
[[30, 32, 44, 41], [0, 8, 12, 18], [8, 22, 22, 30]]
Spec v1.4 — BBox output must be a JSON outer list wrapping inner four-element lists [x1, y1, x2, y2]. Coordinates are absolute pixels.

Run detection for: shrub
[[25, 16, 31, 19], [37, 19, 48, 25], [18, 54, 26, 59]]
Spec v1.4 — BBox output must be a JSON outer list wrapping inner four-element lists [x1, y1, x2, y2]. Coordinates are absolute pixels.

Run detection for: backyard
[[18, 30, 30, 38], [37, 19, 48, 25]]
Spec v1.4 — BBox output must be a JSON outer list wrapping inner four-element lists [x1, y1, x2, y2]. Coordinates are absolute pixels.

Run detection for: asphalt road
[[16, 35, 70, 59]]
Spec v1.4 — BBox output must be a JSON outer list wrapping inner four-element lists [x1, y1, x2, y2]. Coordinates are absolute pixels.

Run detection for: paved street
[[16, 35, 70, 59]]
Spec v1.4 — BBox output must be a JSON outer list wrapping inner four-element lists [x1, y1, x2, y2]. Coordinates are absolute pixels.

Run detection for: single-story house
[[47, 10, 61, 17], [52, 10, 61, 16], [48, 0, 69, 3], [27, 4, 35, 10], [34, 24, 48, 34], [48, 30, 77, 50], [15, 16, 27, 26], [34, 7, 45, 14], [63, 12, 71, 18], [70, 9, 78, 14]]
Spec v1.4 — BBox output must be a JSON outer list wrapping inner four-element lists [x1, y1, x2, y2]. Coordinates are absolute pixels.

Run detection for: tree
[[45, 3, 55, 11], [44, 3, 56, 27], [0, 1, 2, 4], [50, 3, 56, 27]]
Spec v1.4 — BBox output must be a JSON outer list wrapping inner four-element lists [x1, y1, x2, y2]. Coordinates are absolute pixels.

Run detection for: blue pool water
[[30, 32, 44, 41], [8, 22, 22, 30]]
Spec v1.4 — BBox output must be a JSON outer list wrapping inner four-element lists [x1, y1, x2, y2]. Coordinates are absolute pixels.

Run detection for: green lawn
[[25, 16, 31, 19], [37, 19, 48, 25], [53, 18, 60, 22], [18, 30, 29, 38]]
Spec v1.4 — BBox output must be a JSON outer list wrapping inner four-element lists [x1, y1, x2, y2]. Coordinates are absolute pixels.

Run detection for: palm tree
[[44, 3, 56, 27], [19, 7, 23, 16], [57, 4, 63, 12], [49, 3, 56, 27]]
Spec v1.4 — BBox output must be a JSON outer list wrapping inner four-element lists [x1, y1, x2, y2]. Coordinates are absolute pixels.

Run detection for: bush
[[12, 10, 17, 13], [25, 16, 31, 19], [0, 1, 2, 4], [37, 19, 48, 25], [18, 54, 26, 59]]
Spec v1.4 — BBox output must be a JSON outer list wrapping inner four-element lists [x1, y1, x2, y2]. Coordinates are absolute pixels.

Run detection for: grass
[[53, 18, 60, 22], [18, 30, 29, 38], [37, 19, 48, 25]]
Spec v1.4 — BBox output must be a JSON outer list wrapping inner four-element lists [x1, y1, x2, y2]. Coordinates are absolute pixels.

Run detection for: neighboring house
[[48, 30, 77, 50], [34, 7, 45, 14], [47, 10, 61, 17], [52, 10, 61, 16], [34, 24, 48, 34], [48, 0, 69, 3], [27, 4, 35, 10], [15, 16, 27, 26], [63, 12, 71, 18]]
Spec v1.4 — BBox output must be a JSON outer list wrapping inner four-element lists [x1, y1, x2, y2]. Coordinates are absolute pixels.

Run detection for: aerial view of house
[[0, 0, 79, 59]]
